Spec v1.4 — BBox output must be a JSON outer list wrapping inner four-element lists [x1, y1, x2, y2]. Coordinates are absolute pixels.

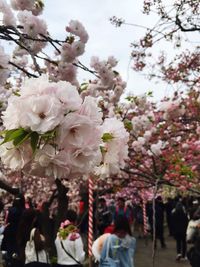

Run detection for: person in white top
[[55, 218, 85, 267], [186, 207, 200, 244]]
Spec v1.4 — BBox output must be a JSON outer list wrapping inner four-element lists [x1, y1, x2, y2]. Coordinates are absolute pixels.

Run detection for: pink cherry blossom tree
[[110, 0, 200, 91], [0, 2, 131, 248]]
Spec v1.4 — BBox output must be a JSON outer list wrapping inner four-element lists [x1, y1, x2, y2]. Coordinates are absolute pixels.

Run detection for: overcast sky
[[41, 0, 191, 101]]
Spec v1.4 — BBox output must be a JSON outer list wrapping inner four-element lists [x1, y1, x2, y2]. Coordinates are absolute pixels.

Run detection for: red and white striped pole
[[142, 192, 148, 235], [88, 176, 94, 264]]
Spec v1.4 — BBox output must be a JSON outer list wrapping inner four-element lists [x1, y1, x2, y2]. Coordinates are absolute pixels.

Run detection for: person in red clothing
[[104, 223, 114, 234], [79, 200, 84, 215]]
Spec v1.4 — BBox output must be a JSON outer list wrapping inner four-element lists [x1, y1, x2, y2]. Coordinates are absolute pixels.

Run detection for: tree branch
[[9, 61, 38, 78], [175, 15, 200, 32], [0, 179, 20, 196]]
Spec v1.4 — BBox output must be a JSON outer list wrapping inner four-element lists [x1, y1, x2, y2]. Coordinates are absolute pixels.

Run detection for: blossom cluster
[[159, 99, 185, 120], [0, 0, 47, 54], [95, 117, 129, 178], [46, 20, 89, 86], [87, 56, 126, 104], [0, 45, 10, 87], [0, 0, 16, 26], [125, 89, 200, 192], [58, 222, 79, 241], [11, 0, 43, 16], [0, 75, 129, 179], [0, 75, 101, 178]]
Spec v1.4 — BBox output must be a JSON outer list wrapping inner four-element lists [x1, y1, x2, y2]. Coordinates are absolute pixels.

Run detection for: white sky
[[41, 0, 195, 101]]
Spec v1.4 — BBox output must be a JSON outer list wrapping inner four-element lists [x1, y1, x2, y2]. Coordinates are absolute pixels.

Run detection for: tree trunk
[[54, 179, 69, 236], [0, 179, 20, 196]]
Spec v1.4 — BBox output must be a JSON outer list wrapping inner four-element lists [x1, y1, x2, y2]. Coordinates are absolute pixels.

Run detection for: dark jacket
[[187, 247, 200, 267], [171, 207, 188, 236]]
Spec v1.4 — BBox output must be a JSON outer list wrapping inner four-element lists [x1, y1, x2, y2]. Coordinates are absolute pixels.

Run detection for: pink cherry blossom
[[78, 96, 103, 125], [69, 146, 102, 175], [66, 20, 89, 43], [150, 140, 164, 156], [11, 0, 34, 11], [0, 0, 16, 26], [107, 56, 118, 67], [33, 145, 70, 179], [196, 126, 200, 135], [0, 141, 32, 171], [17, 94, 64, 133], [18, 11, 47, 37], [57, 112, 101, 150], [0, 45, 10, 86], [95, 118, 129, 177], [21, 75, 82, 112], [2, 96, 21, 129]]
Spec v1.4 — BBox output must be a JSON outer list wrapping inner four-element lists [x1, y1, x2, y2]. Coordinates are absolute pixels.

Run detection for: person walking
[[114, 198, 132, 225], [147, 196, 166, 248], [187, 235, 200, 267], [96, 198, 112, 236], [1, 195, 25, 267], [187, 207, 200, 244], [92, 215, 136, 267], [171, 201, 188, 261], [165, 197, 174, 236]]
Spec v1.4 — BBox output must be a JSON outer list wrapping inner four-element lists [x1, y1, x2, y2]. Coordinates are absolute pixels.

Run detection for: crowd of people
[[93, 195, 200, 267], [0, 192, 199, 267]]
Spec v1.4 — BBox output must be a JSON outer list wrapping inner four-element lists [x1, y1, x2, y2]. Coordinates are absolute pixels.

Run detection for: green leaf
[[13, 131, 31, 147], [100, 145, 107, 154], [0, 129, 9, 137], [124, 119, 133, 131], [80, 82, 89, 92], [102, 132, 114, 142], [35, 0, 44, 9], [125, 95, 137, 103], [41, 129, 56, 140], [13, 90, 21, 97], [30, 132, 39, 153], [113, 70, 119, 76], [1, 128, 26, 145], [146, 91, 153, 97], [125, 96, 131, 101]]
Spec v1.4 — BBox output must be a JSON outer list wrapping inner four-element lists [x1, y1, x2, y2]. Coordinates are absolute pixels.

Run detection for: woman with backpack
[[92, 215, 136, 267]]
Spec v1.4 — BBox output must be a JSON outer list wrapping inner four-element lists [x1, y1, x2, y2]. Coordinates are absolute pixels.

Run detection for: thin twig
[[152, 179, 159, 267], [9, 61, 38, 78]]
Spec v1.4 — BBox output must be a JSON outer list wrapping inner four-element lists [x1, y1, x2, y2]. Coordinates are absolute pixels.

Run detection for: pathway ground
[[86, 231, 191, 267], [135, 234, 190, 267]]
